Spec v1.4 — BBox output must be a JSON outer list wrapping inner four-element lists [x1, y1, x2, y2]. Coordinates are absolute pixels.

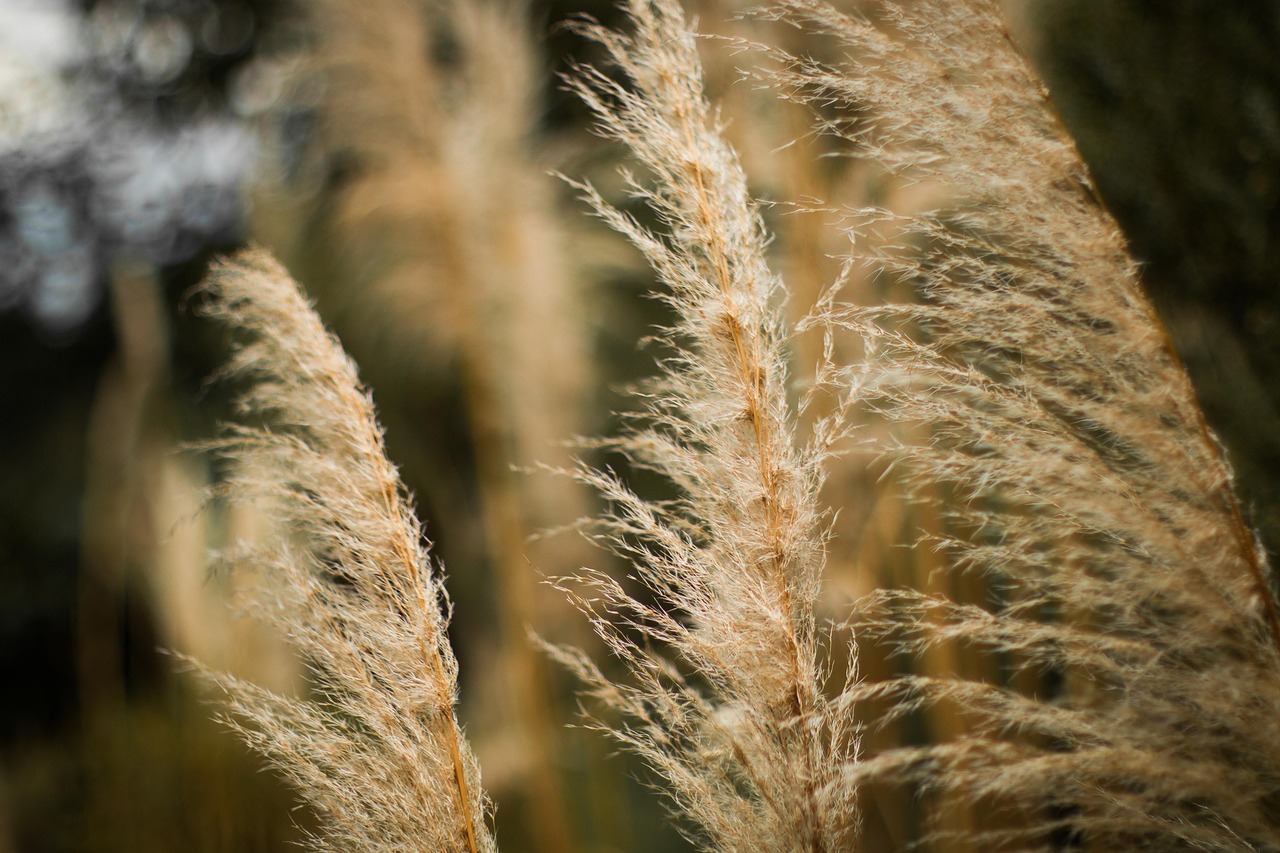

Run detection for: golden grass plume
[[759, 0, 1280, 848], [193, 249, 493, 853]]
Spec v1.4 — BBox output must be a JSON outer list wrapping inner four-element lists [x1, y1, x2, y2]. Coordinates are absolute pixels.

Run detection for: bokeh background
[[2, 0, 1278, 850]]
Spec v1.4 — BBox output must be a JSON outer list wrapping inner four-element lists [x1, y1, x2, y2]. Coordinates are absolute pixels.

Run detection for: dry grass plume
[[193, 249, 493, 853]]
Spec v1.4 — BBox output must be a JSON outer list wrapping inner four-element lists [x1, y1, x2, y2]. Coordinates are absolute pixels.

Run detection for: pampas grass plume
[[194, 249, 493, 853]]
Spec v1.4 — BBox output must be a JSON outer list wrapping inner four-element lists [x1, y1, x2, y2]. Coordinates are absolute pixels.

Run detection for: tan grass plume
[[193, 249, 493, 853], [759, 0, 1280, 848], [549, 2, 863, 850]]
